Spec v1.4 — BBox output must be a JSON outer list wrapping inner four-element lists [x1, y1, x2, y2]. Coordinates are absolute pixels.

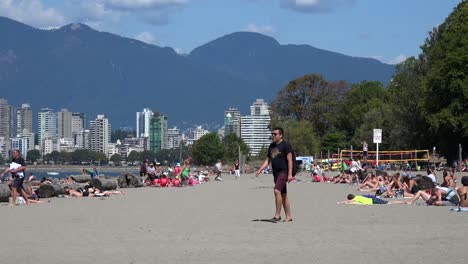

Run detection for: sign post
[[373, 129, 382, 168]]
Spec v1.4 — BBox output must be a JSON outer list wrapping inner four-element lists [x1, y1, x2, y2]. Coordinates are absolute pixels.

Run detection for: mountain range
[[0, 17, 395, 129]]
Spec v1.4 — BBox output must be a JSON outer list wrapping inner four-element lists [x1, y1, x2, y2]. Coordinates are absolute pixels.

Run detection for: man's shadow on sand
[[251, 218, 277, 223]]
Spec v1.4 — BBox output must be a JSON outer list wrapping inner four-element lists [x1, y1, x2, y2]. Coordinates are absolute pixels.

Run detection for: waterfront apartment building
[[73, 129, 90, 149], [11, 132, 35, 159], [38, 108, 57, 143], [241, 99, 271, 156], [149, 113, 168, 154], [0, 98, 12, 140], [89, 115, 111, 156], [57, 108, 73, 139], [167, 127, 180, 149], [224, 108, 241, 137], [16, 103, 33, 135], [185, 126, 209, 146], [72, 112, 85, 133], [136, 108, 153, 138]]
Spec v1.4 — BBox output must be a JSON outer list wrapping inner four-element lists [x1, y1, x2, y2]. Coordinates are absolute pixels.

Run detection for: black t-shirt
[[268, 140, 292, 174], [10, 157, 26, 178]]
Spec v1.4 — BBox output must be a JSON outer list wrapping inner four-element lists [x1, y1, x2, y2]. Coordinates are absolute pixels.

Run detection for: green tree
[[192, 133, 224, 165], [222, 133, 249, 162], [271, 74, 348, 138], [271, 119, 321, 156], [110, 153, 122, 165], [140, 150, 156, 162], [27, 149, 41, 163], [71, 149, 92, 163], [387, 57, 428, 149], [338, 81, 389, 137], [321, 131, 347, 152], [127, 151, 142, 163], [59, 151, 72, 164], [418, 1, 468, 160]]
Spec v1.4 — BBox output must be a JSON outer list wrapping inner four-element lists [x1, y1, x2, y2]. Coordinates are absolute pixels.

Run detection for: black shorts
[[273, 171, 288, 194], [363, 151, 368, 157], [12, 177, 25, 192]]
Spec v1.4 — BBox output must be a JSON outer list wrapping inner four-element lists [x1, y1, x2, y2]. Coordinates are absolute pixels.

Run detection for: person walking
[[234, 160, 240, 179], [0, 149, 30, 205], [255, 127, 293, 222]]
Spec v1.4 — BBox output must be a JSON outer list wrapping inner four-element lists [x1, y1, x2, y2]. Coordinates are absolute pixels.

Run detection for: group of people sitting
[[138, 158, 224, 188], [334, 164, 468, 210]]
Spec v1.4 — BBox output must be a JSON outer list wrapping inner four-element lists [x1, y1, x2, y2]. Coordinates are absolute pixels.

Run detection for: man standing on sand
[[361, 141, 368, 162], [255, 127, 293, 222], [0, 149, 30, 205], [234, 160, 240, 179]]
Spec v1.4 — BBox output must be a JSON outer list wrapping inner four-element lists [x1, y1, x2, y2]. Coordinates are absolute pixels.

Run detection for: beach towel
[[450, 207, 468, 212]]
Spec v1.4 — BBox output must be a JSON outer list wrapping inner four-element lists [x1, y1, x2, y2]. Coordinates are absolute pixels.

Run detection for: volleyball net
[[338, 149, 430, 163]]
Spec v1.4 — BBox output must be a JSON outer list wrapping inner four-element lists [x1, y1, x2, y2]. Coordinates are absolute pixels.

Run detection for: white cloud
[[105, 0, 187, 10], [280, 0, 355, 13], [174, 48, 184, 54], [245, 23, 276, 36], [134, 31, 158, 44], [388, 54, 408, 65], [0, 0, 65, 28], [370, 55, 384, 62]]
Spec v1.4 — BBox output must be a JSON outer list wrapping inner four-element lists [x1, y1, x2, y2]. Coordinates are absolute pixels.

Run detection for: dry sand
[[1, 172, 467, 264]]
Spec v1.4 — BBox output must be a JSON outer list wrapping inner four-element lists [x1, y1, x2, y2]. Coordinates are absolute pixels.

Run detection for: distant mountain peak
[[57, 22, 93, 32]]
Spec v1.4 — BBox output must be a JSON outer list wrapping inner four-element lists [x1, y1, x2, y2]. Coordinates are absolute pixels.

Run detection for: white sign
[[373, 129, 382, 144]]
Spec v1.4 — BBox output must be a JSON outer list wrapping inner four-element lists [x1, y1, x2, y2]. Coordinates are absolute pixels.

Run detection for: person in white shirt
[[426, 169, 437, 184]]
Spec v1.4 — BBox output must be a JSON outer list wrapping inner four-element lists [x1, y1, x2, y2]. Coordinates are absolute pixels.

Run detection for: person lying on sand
[[337, 194, 406, 205], [64, 186, 127, 197], [405, 186, 459, 206]]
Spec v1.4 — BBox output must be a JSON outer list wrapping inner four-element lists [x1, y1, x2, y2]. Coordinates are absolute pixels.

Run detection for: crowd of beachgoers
[[302, 159, 468, 210], [0, 154, 234, 206]]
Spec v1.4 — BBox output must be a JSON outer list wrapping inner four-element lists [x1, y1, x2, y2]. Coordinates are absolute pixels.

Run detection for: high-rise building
[[185, 126, 209, 146], [11, 132, 35, 159], [38, 108, 57, 143], [73, 129, 90, 149], [149, 113, 168, 153], [89, 115, 111, 156], [72, 112, 85, 134], [250, 99, 270, 116], [0, 136, 9, 160], [136, 108, 153, 138], [224, 108, 241, 137], [241, 99, 271, 156], [167, 127, 180, 149], [0, 98, 12, 140], [16, 103, 33, 135], [57, 108, 73, 139]]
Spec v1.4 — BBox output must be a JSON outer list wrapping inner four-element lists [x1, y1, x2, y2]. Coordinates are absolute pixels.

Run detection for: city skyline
[[0, 98, 272, 158]]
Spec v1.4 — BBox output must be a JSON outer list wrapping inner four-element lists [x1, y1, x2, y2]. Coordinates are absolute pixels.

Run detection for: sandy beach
[[1, 172, 467, 264]]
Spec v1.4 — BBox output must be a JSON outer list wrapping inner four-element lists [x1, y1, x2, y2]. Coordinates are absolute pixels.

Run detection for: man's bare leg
[[282, 193, 292, 221], [11, 189, 17, 205], [19, 189, 30, 204], [406, 190, 430, 204], [274, 189, 283, 219]]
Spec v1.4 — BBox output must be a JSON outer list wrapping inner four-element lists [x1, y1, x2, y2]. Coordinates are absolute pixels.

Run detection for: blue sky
[[0, 0, 461, 64]]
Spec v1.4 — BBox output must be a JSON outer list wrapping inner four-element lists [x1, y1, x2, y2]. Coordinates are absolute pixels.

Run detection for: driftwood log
[[69, 175, 91, 183], [117, 174, 144, 188], [89, 178, 118, 191], [0, 184, 10, 202]]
